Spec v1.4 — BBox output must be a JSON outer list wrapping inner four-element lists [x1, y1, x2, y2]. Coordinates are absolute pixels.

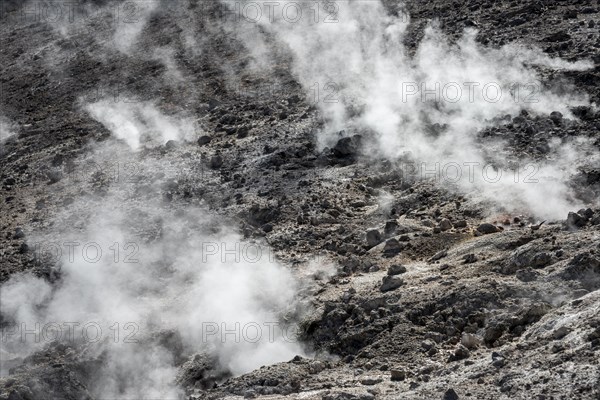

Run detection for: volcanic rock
[[387, 264, 407, 275], [380, 275, 403, 292], [443, 388, 459, 400], [382, 238, 402, 257], [210, 154, 223, 169], [197, 135, 212, 146], [439, 218, 452, 231], [366, 229, 382, 247], [477, 223, 499, 234], [567, 211, 586, 228], [333, 135, 362, 158]]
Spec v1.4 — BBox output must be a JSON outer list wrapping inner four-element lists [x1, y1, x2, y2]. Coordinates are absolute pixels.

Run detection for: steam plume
[[225, 0, 597, 219]]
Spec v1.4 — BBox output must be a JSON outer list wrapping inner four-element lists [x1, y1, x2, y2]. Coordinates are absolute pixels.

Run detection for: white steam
[[112, 1, 160, 53], [3, 0, 598, 396], [0, 115, 15, 143], [84, 100, 196, 151], [1, 105, 305, 398], [226, 0, 597, 219], [152, 47, 185, 82]]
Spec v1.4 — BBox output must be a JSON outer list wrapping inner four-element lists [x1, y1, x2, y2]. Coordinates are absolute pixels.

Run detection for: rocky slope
[[1, 0, 599, 399]]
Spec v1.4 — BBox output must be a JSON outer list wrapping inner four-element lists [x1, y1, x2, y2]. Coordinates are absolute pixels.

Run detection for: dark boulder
[[366, 229, 382, 248], [388, 264, 407, 276], [380, 275, 404, 292], [567, 211, 586, 228], [477, 223, 499, 234], [333, 135, 362, 158], [197, 135, 212, 146], [382, 238, 402, 257]]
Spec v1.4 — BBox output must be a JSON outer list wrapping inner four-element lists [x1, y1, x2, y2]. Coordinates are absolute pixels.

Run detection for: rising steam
[[2, 0, 599, 397], [1, 99, 305, 398], [84, 99, 196, 150], [225, 0, 598, 219]]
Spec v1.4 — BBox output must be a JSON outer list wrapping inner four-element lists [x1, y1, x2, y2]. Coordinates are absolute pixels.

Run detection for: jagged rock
[[237, 127, 249, 138], [262, 223, 273, 233], [544, 30, 571, 42], [197, 135, 212, 146], [443, 388, 459, 400], [366, 229, 382, 247], [561, 252, 600, 289], [384, 220, 398, 235], [580, 208, 594, 219], [516, 268, 538, 282], [429, 250, 448, 262], [531, 252, 552, 268], [219, 113, 238, 125], [360, 377, 382, 385], [391, 369, 406, 381], [421, 339, 436, 351], [380, 275, 403, 292], [165, 140, 179, 149], [177, 353, 222, 389], [505, 246, 542, 274], [453, 220, 467, 228], [247, 204, 280, 226], [210, 154, 223, 169], [484, 323, 506, 345], [463, 253, 477, 264], [477, 223, 499, 234], [491, 351, 506, 368], [388, 264, 407, 275], [323, 392, 374, 400], [567, 211, 586, 228], [46, 170, 63, 184], [382, 238, 402, 257], [448, 344, 470, 361], [550, 111, 564, 125], [439, 218, 452, 231], [552, 326, 571, 340], [308, 360, 326, 374], [422, 219, 435, 228], [13, 227, 25, 239], [333, 135, 362, 158]]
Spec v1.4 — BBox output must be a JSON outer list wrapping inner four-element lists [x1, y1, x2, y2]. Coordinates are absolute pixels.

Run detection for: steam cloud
[[2, 0, 599, 397], [1, 141, 306, 398], [84, 100, 196, 150], [1, 100, 305, 398], [0, 116, 15, 149], [225, 0, 598, 219]]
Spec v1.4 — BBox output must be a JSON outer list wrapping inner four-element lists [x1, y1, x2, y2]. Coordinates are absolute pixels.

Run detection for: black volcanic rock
[[333, 135, 362, 158]]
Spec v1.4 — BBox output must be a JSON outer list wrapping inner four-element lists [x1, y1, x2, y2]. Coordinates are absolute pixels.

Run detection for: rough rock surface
[[1, 1, 600, 399]]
